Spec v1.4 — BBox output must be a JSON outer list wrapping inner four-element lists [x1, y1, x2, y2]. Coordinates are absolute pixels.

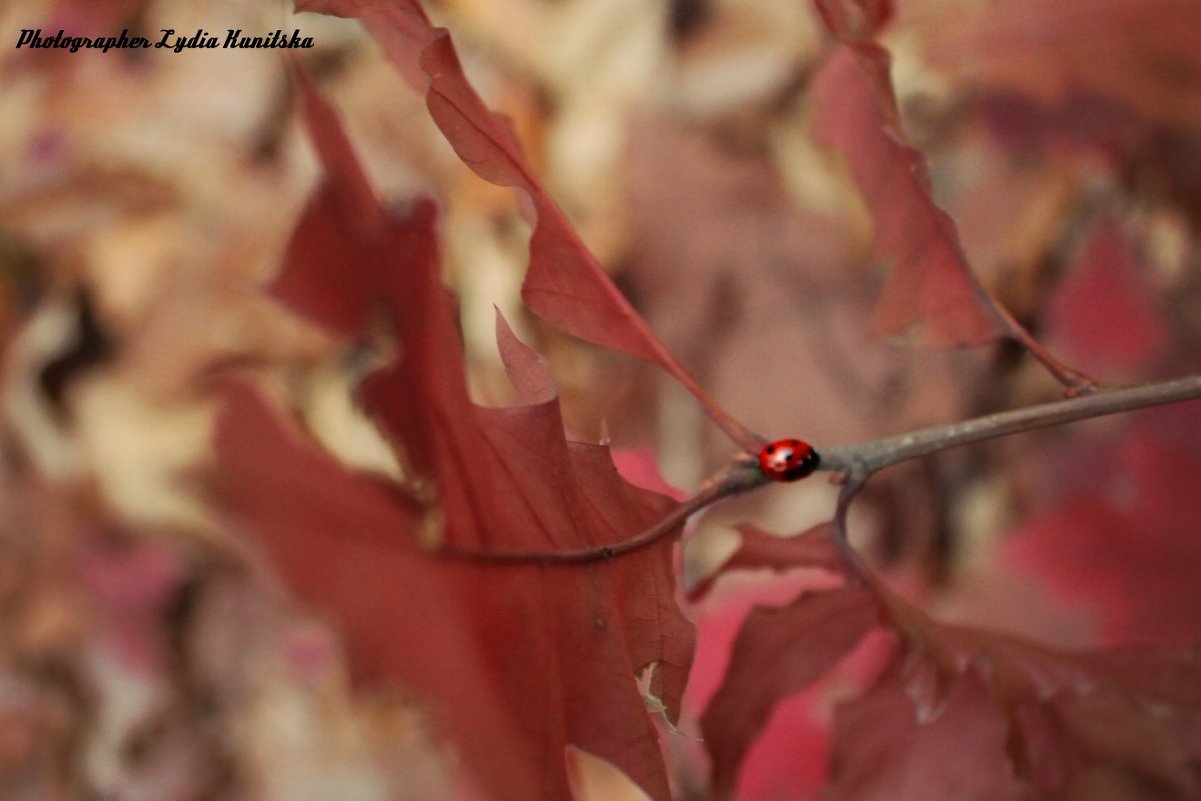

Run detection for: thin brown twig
[[985, 293, 1098, 395], [818, 374, 1201, 479], [439, 374, 1201, 565]]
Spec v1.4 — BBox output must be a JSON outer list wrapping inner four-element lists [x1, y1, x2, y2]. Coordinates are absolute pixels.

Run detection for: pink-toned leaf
[[833, 574, 1201, 801], [418, 36, 536, 189], [1005, 431, 1201, 647], [970, 635, 1201, 799], [1047, 217, 1165, 375], [689, 522, 848, 601], [700, 586, 878, 799], [811, 44, 1003, 347], [78, 538, 186, 673], [826, 663, 1024, 801], [921, 0, 1201, 133], [684, 591, 894, 801], [611, 446, 688, 502], [691, 546, 1201, 800], [495, 309, 556, 406]]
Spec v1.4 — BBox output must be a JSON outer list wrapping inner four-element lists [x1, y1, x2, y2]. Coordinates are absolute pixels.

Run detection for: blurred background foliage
[[2, 0, 1201, 798]]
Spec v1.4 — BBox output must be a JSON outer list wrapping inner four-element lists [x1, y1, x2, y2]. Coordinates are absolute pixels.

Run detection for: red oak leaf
[[691, 597, 899, 801], [216, 384, 581, 801], [952, 633, 1201, 800], [832, 583, 1201, 801], [698, 524, 1201, 801], [685, 595, 841, 801], [355, 206, 694, 801], [811, 43, 1003, 347], [826, 662, 1024, 801], [700, 586, 878, 799], [292, 0, 763, 453], [688, 522, 847, 602], [219, 76, 694, 801]]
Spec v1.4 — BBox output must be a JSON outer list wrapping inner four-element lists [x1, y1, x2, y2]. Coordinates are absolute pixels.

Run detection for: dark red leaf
[[269, 70, 385, 339], [214, 384, 545, 799], [217, 381, 695, 801], [221, 72, 696, 801], [297, 0, 763, 452], [214, 384, 446, 681], [811, 44, 1003, 347], [353, 210, 694, 801]]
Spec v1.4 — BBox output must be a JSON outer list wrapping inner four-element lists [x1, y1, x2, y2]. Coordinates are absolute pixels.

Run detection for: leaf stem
[[986, 292, 1097, 395]]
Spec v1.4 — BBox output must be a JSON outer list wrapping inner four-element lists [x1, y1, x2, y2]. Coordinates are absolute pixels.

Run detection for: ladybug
[[757, 438, 820, 482]]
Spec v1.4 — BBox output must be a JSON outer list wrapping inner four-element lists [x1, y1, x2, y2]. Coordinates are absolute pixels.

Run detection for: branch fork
[[442, 375, 1201, 566]]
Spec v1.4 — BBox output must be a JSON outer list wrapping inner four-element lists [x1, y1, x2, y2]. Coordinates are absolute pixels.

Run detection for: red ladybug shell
[[758, 438, 820, 482]]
